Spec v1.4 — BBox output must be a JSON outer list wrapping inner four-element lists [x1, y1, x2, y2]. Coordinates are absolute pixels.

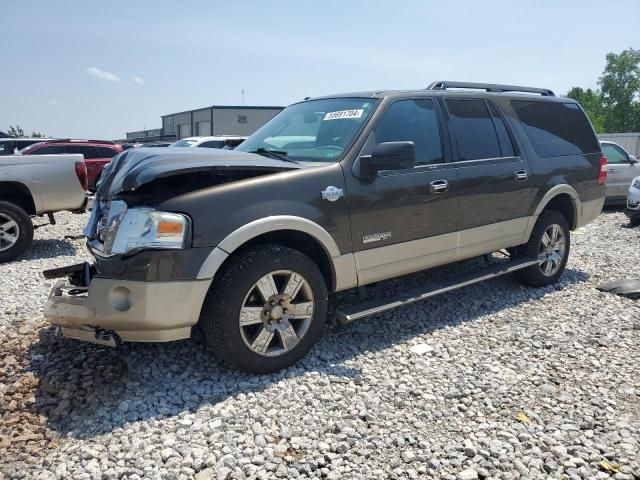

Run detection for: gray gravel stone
[[458, 468, 478, 480], [1, 210, 639, 480]]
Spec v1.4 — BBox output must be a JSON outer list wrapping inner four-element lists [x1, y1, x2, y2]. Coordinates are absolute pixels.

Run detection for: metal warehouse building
[[164, 105, 283, 139], [125, 105, 284, 143]]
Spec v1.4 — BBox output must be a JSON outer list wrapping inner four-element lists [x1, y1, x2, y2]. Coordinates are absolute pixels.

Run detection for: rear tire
[[514, 210, 570, 287], [199, 244, 328, 373], [0, 200, 33, 263]]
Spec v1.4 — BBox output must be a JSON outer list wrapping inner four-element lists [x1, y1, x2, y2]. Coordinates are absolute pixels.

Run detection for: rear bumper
[[44, 276, 212, 344]]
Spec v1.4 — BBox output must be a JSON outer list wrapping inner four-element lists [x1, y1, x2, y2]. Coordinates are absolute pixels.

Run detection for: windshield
[[236, 98, 378, 162], [171, 139, 197, 147]]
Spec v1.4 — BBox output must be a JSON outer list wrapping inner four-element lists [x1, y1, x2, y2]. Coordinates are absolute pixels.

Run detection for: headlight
[[632, 178, 640, 190], [100, 201, 190, 255]]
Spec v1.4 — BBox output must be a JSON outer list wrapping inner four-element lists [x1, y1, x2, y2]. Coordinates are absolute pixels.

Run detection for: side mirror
[[359, 141, 415, 177], [629, 155, 638, 164]]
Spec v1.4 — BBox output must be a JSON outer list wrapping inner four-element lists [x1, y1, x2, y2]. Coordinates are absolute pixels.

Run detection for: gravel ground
[[1, 210, 639, 480]]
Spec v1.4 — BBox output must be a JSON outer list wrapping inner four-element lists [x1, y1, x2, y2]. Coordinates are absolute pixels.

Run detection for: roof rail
[[46, 138, 116, 145], [426, 81, 555, 97]]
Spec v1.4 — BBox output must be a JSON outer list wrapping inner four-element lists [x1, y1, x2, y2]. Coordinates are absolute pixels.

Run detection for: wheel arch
[[0, 181, 37, 215], [533, 185, 580, 227], [196, 216, 357, 292]]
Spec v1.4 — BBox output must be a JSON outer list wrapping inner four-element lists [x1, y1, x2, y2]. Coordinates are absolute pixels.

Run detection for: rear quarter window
[[96, 146, 119, 158], [511, 100, 599, 158]]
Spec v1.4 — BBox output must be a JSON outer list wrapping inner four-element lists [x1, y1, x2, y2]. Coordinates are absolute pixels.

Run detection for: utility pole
[[241, 89, 245, 105]]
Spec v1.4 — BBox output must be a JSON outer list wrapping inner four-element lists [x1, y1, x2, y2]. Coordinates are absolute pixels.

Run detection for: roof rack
[[46, 138, 116, 145], [426, 81, 555, 97]]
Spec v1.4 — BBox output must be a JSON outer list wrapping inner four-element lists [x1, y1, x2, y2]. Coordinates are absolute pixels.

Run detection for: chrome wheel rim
[[0, 213, 19, 252], [239, 270, 314, 357], [537, 224, 566, 276]]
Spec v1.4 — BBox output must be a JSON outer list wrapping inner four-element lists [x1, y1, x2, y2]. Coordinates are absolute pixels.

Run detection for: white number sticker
[[323, 109, 364, 121]]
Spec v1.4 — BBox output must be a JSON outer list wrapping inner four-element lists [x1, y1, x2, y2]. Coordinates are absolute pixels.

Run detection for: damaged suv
[[44, 81, 607, 373]]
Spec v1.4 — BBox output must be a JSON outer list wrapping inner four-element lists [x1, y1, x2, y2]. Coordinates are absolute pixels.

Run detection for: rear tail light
[[75, 161, 88, 191], [598, 156, 608, 185]]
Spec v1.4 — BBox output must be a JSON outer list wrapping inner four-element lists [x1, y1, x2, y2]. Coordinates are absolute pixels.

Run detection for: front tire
[[515, 210, 570, 287], [0, 200, 34, 263], [199, 244, 328, 373]]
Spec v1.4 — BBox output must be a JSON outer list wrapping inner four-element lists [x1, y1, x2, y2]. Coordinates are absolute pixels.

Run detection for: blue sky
[[2, 0, 638, 139]]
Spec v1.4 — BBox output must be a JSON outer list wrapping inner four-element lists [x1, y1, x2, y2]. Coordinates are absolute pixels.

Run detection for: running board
[[335, 258, 538, 324]]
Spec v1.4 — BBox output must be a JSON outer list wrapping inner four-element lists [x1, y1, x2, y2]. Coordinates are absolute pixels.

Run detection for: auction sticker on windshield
[[323, 109, 364, 121]]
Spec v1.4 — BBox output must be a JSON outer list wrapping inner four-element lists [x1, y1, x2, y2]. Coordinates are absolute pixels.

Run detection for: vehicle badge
[[321, 186, 344, 202]]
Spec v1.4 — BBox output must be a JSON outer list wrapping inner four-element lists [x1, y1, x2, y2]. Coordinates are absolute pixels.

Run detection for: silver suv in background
[[600, 141, 639, 204]]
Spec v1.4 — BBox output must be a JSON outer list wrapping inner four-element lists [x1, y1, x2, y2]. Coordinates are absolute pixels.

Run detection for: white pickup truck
[[0, 153, 88, 262]]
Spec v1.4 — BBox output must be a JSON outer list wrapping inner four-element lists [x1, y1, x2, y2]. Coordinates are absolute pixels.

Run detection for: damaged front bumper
[[43, 263, 212, 345]]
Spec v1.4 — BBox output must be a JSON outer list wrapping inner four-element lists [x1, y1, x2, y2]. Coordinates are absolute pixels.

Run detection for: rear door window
[[487, 103, 516, 157], [64, 145, 101, 159], [444, 99, 503, 161], [511, 100, 599, 157]]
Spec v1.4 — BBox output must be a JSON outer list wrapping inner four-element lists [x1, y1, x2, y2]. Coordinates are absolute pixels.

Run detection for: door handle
[[608, 168, 616, 173], [514, 170, 529, 181], [429, 179, 449, 193]]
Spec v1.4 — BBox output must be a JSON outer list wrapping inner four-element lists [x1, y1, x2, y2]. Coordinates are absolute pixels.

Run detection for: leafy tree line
[[566, 48, 640, 133], [3, 125, 45, 138]]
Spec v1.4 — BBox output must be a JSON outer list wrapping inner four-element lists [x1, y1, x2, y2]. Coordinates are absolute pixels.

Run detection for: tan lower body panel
[[332, 253, 358, 291], [354, 217, 533, 286], [44, 277, 212, 343], [577, 197, 605, 229]]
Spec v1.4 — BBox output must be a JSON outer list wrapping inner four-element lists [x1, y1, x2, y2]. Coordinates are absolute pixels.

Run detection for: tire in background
[[0, 200, 34, 263]]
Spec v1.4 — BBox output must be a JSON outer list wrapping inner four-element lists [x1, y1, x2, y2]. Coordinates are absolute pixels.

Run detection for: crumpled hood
[[98, 147, 301, 197]]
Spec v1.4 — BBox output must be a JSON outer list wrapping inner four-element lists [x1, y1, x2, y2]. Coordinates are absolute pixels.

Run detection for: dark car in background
[[20, 139, 123, 189], [0, 137, 57, 155]]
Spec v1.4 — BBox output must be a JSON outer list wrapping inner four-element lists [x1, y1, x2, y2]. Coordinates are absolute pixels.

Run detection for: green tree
[[8, 125, 24, 137], [566, 87, 605, 132], [30, 132, 45, 138], [599, 48, 640, 132]]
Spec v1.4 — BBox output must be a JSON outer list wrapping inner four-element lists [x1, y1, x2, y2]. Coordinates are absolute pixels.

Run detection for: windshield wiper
[[250, 148, 299, 164]]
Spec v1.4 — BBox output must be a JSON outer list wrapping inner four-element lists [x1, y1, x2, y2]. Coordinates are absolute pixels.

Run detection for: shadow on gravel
[[601, 206, 637, 229], [27, 259, 590, 439], [18, 239, 77, 261]]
